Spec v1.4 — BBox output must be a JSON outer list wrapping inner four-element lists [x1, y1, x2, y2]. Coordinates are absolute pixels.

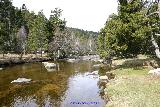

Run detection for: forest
[[1, 0, 160, 107], [98, 0, 160, 60], [0, 0, 98, 60]]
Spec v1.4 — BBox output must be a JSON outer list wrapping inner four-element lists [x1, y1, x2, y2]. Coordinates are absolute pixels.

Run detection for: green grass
[[105, 66, 160, 107]]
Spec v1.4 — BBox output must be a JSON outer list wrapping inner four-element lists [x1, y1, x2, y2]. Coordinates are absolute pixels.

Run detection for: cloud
[[12, 0, 118, 32]]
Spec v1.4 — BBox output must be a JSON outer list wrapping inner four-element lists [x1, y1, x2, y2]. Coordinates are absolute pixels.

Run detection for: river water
[[0, 60, 106, 107]]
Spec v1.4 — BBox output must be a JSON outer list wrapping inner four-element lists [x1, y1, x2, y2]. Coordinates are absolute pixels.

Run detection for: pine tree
[[28, 10, 49, 57]]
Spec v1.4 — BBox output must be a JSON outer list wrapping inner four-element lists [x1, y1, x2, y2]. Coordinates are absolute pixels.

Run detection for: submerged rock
[[46, 68, 56, 72], [42, 62, 56, 69], [11, 78, 31, 83], [148, 68, 160, 75]]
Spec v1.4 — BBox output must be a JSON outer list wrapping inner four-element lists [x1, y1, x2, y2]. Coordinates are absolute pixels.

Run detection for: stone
[[87, 71, 99, 75], [46, 68, 56, 72], [45, 63, 56, 69], [11, 78, 31, 83], [93, 64, 101, 68], [148, 68, 160, 75], [99, 75, 108, 80], [91, 70, 99, 75], [67, 59, 76, 63], [42, 62, 56, 69], [42, 62, 48, 66]]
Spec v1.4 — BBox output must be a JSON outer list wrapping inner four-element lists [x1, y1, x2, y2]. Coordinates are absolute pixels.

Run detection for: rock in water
[[46, 68, 56, 72], [42, 62, 56, 69], [99, 75, 109, 80], [90, 70, 99, 75], [0, 68, 3, 70], [67, 59, 76, 63], [45, 63, 56, 69], [11, 78, 31, 83], [42, 62, 49, 66]]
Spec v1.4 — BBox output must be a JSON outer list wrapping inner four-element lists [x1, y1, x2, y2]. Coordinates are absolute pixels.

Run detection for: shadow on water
[[0, 60, 106, 107]]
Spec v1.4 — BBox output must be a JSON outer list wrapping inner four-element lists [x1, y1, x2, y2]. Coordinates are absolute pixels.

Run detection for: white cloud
[[12, 0, 118, 32]]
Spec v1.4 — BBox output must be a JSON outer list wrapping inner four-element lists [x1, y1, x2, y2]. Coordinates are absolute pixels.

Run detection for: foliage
[[0, 0, 16, 53], [27, 10, 49, 53], [0, 1, 99, 59], [98, 0, 160, 59], [68, 27, 98, 56]]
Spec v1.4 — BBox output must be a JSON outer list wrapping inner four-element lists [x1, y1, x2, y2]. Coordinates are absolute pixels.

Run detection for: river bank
[[104, 56, 160, 107], [0, 54, 102, 68], [0, 54, 51, 67]]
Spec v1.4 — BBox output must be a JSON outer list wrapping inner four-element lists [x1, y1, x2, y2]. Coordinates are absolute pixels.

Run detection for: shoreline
[[0, 54, 101, 68], [0, 57, 52, 67]]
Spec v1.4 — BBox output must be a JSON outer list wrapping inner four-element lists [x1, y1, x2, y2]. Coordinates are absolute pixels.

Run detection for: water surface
[[0, 60, 105, 107]]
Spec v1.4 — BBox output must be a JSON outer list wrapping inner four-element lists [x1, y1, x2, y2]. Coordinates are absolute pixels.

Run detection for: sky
[[12, 0, 118, 32]]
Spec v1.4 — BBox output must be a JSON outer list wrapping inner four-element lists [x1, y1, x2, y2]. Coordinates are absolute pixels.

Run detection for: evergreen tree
[[98, 0, 160, 59], [28, 10, 49, 56], [0, 0, 16, 54]]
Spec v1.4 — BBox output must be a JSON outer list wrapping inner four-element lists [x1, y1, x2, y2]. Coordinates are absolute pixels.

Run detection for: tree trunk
[[150, 2, 160, 59], [57, 49, 60, 58], [158, 2, 160, 17], [151, 35, 160, 58], [40, 47, 42, 57], [2, 51, 5, 59], [19, 53, 23, 60]]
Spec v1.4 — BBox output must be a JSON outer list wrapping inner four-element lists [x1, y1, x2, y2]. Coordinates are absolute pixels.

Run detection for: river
[[0, 60, 106, 107]]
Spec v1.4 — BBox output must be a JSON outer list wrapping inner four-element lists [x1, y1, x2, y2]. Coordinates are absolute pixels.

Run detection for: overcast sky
[[12, 0, 118, 32]]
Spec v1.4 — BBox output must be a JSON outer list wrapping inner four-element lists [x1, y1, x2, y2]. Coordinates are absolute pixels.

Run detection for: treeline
[[67, 27, 98, 56], [0, 0, 98, 59], [98, 0, 160, 60]]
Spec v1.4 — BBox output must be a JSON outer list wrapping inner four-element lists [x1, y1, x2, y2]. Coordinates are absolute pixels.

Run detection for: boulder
[[67, 59, 76, 63], [42, 62, 56, 69], [99, 75, 108, 80], [45, 63, 56, 69], [91, 70, 99, 75], [11, 78, 31, 83], [148, 68, 160, 75], [88, 70, 99, 75], [42, 62, 49, 66]]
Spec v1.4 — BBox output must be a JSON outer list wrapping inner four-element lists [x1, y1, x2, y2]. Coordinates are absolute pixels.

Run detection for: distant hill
[[67, 27, 99, 39], [65, 27, 98, 55]]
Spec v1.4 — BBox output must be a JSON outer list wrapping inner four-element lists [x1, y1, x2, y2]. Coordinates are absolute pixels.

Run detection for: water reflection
[[61, 73, 105, 107], [0, 60, 105, 107]]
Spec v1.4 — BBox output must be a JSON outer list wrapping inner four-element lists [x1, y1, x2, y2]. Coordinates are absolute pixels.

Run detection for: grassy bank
[[105, 57, 160, 107]]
